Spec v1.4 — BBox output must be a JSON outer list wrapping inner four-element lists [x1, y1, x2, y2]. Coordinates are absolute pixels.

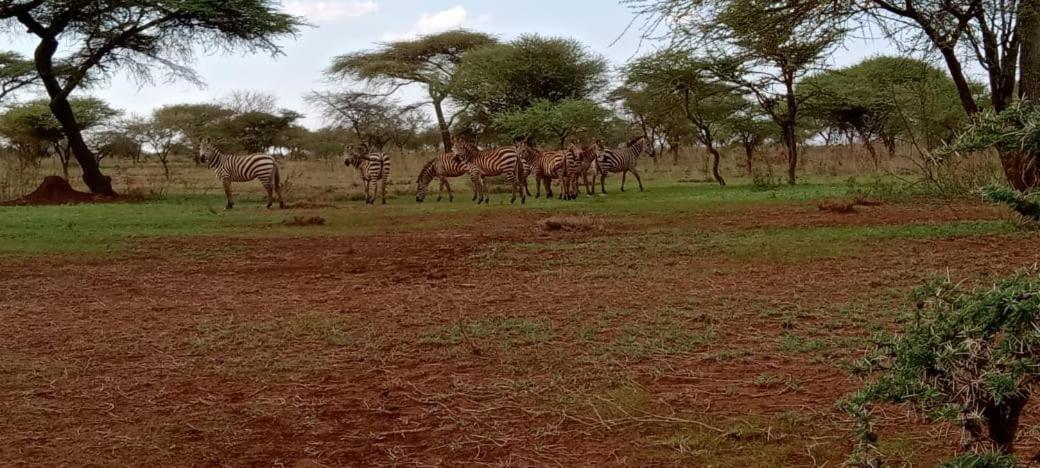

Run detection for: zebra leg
[[365, 180, 373, 204], [600, 173, 607, 195], [436, 177, 445, 202], [223, 179, 234, 210], [631, 168, 645, 192], [275, 170, 285, 209], [265, 182, 275, 209], [381, 178, 387, 204], [621, 171, 627, 192], [534, 175, 542, 198]]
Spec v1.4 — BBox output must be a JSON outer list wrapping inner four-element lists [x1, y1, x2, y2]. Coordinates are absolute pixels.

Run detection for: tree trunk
[[998, 0, 1040, 192], [671, 143, 680, 166], [783, 124, 798, 185], [856, 128, 879, 170], [1022, 0, 1040, 102], [432, 96, 452, 153], [28, 32, 115, 195], [705, 142, 726, 187], [782, 74, 800, 185], [983, 393, 1029, 453], [743, 140, 755, 176], [937, 45, 982, 115]]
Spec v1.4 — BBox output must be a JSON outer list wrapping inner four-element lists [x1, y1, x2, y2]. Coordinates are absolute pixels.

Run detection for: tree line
[[0, 0, 1038, 195]]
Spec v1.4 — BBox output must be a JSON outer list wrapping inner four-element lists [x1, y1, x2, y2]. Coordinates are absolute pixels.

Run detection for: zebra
[[416, 153, 467, 202], [560, 142, 584, 200], [597, 136, 654, 193], [575, 141, 603, 196], [344, 146, 391, 205], [517, 141, 560, 199], [451, 135, 526, 204], [198, 140, 284, 210]]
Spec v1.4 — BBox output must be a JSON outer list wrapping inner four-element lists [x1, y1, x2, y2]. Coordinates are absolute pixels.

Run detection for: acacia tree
[[452, 34, 608, 131], [629, 0, 845, 184], [0, 1, 301, 195], [624, 50, 745, 186], [327, 30, 495, 152], [494, 99, 612, 148], [728, 105, 773, 176], [0, 97, 118, 180], [850, 0, 1040, 190], [800, 56, 969, 163], [152, 103, 234, 163], [0, 51, 36, 103], [307, 91, 426, 150]]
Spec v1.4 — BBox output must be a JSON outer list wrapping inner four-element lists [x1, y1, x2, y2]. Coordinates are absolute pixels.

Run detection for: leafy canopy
[[452, 34, 608, 120], [494, 99, 611, 146]]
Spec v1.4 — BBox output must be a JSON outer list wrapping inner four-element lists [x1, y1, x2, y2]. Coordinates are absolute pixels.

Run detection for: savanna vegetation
[[4, 0, 1040, 466]]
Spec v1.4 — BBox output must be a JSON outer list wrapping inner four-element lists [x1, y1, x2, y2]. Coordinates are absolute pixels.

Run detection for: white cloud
[[381, 6, 476, 41], [284, 1, 378, 23]]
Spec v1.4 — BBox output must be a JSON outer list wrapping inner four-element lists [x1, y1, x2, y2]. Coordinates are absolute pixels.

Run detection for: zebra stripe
[[416, 153, 468, 202], [345, 151, 391, 205], [575, 142, 602, 196], [598, 137, 652, 193], [452, 137, 526, 204], [199, 142, 284, 210]]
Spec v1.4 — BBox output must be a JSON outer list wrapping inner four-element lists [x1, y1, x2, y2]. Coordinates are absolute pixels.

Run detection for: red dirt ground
[[2, 202, 1039, 466]]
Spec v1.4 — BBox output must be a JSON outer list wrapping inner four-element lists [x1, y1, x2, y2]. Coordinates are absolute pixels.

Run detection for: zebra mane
[[417, 157, 437, 183]]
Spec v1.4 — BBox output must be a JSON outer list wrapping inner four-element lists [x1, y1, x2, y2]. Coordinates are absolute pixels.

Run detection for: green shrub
[[842, 271, 1040, 466]]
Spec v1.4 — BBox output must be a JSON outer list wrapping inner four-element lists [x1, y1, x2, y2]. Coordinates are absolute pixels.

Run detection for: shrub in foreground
[[842, 271, 1040, 467]]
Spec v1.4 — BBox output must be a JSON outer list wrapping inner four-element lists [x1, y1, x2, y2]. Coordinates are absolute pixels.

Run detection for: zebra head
[[450, 135, 477, 164], [628, 136, 654, 160], [197, 139, 219, 166]]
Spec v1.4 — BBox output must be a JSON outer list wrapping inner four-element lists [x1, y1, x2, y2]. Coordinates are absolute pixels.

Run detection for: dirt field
[[2, 190, 1039, 466]]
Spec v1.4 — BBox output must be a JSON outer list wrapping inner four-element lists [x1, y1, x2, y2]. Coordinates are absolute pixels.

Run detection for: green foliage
[[981, 185, 1040, 221], [844, 272, 1040, 464], [328, 29, 496, 97], [0, 97, 119, 158], [153, 104, 235, 148], [940, 453, 1017, 468], [452, 34, 608, 128], [494, 99, 611, 146], [946, 101, 1040, 155], [0, 51, 37, 102], [801, 56, 969, 151]]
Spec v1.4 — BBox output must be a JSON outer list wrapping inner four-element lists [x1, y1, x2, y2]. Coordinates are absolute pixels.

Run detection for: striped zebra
[[517, 141, 560, 199], [516, 141, 580, 200], [451, 135, 526, 204], [344, 146, 391, 205], [198, 141, 284, 210], [575, 142, 603, 196], [416, 153, 467, 202], [598, 136, 654, 194], [560, 142, 583, 200]]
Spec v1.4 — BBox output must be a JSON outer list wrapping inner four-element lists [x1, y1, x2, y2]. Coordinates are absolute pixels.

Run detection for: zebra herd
[[419, 135, 654, 205], [199, 136, 653, 209]]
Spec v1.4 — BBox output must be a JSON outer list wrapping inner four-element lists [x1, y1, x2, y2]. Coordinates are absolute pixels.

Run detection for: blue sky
[[7, 1, 895, 128]]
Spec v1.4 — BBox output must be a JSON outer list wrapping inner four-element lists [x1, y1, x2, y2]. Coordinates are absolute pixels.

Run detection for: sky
[[6, 1, 896, 129]]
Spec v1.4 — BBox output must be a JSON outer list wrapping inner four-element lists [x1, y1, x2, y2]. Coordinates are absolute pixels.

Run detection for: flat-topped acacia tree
[[0, 1, 301, 195], [327, 30, 497, 152]]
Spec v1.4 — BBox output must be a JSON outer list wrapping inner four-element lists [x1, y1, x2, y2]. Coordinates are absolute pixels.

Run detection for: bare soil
[[2, 201, 1038, 466], [1, 176, 139, 206]]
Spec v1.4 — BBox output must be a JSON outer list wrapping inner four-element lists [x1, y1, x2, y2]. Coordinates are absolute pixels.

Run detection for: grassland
[[1, 153, 1036, 466]]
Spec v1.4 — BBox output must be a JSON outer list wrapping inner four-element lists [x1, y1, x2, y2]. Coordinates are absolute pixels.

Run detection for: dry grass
[[539, 215, 604, 232], [283, 216, 326, 227], [818, 197, 885, 214]]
